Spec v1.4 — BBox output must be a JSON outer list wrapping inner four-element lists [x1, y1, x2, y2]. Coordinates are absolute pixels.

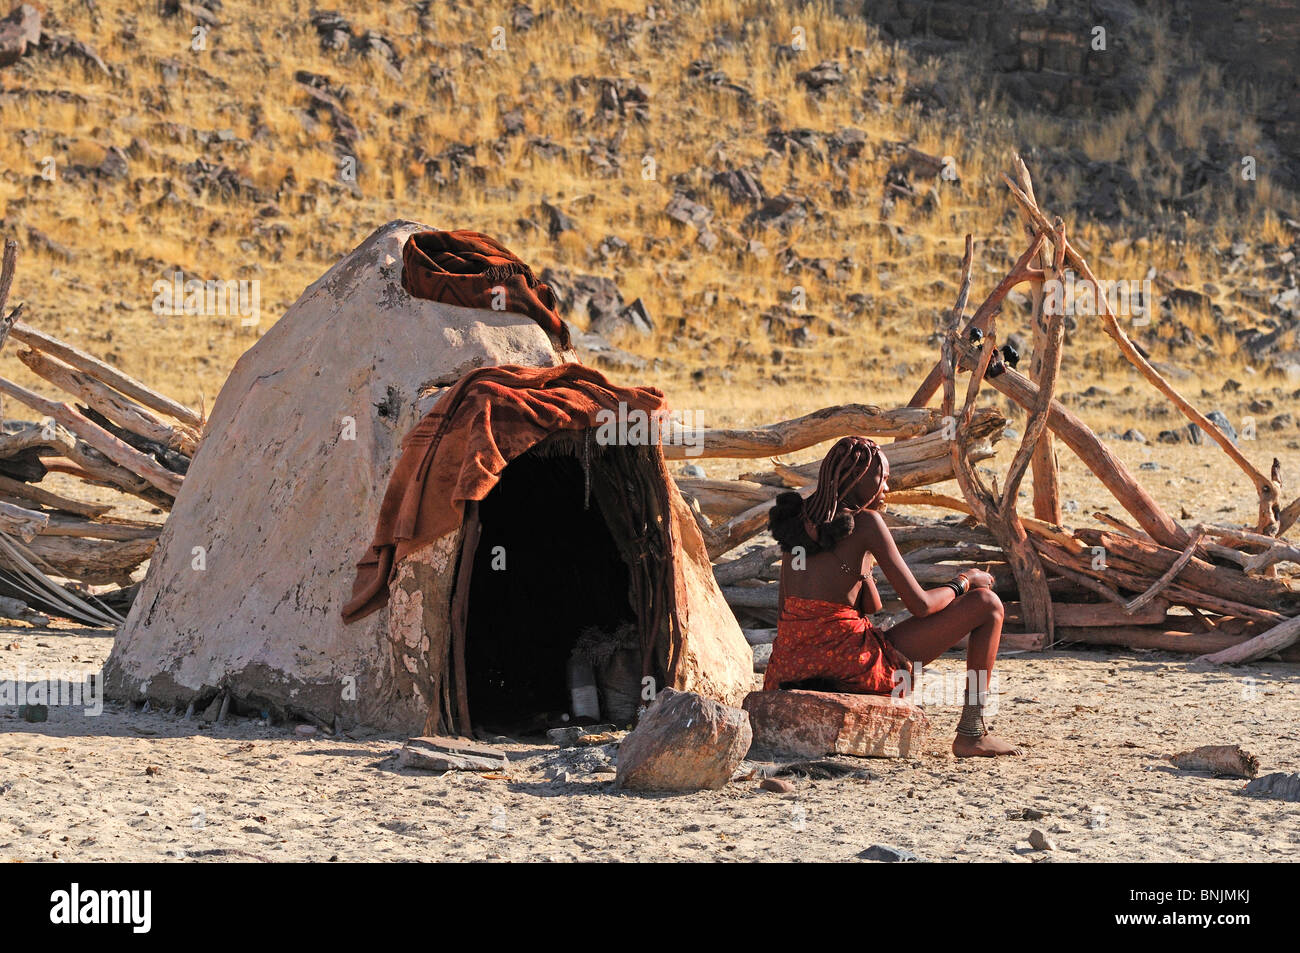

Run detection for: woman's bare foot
[[952, 733, 1024, 757]]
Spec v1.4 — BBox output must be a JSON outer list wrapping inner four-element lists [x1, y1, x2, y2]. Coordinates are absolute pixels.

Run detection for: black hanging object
[[1000, 342, 1020, 369], [968, 327, 984, 345]]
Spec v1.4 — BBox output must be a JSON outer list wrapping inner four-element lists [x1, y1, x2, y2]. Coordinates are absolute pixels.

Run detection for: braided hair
[[769, 436, 884, 555]]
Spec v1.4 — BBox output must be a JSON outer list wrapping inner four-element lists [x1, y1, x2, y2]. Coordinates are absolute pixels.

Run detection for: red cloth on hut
[[341, 363, 668, 624], [401, 229, 572, 350], [763, 596, 913, 696]]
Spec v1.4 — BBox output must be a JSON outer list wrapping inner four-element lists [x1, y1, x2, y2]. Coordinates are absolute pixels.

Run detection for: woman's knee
[[966, 587, 1003, 619]]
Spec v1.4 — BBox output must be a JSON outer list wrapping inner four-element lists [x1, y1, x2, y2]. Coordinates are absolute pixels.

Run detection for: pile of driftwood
[[0, 240, 199, 626], [673, 158, 1300, 668]]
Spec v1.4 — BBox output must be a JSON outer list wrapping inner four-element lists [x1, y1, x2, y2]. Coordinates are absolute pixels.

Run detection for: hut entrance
[[462, 431, 668, 733]]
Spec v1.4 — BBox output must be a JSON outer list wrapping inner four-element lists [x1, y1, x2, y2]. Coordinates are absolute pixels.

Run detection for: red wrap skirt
[[763, 596, 913, 697]]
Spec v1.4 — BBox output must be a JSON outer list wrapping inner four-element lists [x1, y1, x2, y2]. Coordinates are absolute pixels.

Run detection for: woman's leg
[[883, 589, 1022, 757], [884, 588, 1004, 666]]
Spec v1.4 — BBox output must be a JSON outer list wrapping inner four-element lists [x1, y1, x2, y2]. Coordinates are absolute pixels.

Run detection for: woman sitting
[[765, 435, 1022, 758]]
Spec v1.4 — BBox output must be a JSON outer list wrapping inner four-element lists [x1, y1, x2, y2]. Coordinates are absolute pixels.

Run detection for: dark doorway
[[463, 441, 641, 731]]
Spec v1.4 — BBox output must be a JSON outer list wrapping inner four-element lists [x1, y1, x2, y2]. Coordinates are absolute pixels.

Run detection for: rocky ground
[[1, 624, 1297, 862]]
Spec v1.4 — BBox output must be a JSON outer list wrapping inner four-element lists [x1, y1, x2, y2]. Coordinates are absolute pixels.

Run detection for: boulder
[[615, 688, 752, 792], [743, 689, 928, 759], [0, 3, 39, 66]]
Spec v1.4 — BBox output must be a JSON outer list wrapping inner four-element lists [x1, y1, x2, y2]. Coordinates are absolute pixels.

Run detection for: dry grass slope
[[0, 0, 1296, 445]]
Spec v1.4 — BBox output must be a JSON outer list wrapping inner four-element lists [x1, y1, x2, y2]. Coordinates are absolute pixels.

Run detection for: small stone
[[199, 696, 222, 723], [1028, 828, 1056, 850], [294, 724, 317, 737], [1121, 428, 1146, 443], [144, 765, 159, 776], [759, 778, 795, 793], [547, 724, 616, 746], [19, 704, 47, 723], [858, 844, 923, 862]]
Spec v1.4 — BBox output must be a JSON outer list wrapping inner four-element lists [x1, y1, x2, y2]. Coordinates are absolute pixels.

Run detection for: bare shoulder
[[852, 508, 889, 541]]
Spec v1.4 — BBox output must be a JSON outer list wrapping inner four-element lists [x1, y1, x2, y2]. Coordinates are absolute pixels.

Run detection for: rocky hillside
[[0, 0, 1298, 440]]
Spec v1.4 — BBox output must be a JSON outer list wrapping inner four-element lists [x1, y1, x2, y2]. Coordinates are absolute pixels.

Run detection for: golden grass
[[0, 0, 1294, 441]]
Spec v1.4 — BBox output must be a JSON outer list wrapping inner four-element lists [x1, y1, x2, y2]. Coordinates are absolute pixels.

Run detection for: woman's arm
[[856, 554, 883, 615], [855, 509, 956, 619]]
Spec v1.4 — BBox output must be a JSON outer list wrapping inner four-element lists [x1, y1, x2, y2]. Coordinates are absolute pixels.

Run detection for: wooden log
[[42, 443, 174, 510], [1278, 495, 1300, 536], [951, 335, 1188, 549], [35, 512, 162, 541], [952, 630, 1049, 652], [702, 496, 773, 560], [1034, 539, 1289, 624], [0, 377, 183, 497], [683, 432, 998, 521], [1198, 524, 1300, 575], [1011, 155, 1063, 525], [1054, 625, 1300, 659], [713, 543, 781, 586], [1075, 529, 1298, 613], [9, 321, 203, 428], [1195, 614, 1300, 666], [0, 422, 69, 457], [908, 230, 1047, 407], [1125, 529, 1203, 612], [0, 535, 155, 585], [1007, 599, 1169, 627], [1001, 174, 1281, 533], [0, 473, 111, 517], [941, 235, 1056, 643], [764, 409, 1005, 487], [16, 348, 199, 456], [446, 501, 481, 737], [660, 404, 939, 459], [721, 584, 779, 610], [0, 594, 48, 626], [675, 478, 771, 520], [0, 499, 48, 541]]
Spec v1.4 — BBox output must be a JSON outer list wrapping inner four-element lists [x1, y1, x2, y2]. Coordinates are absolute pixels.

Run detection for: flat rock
[[397, 735, 508, 772], [1241, 772, 1300, 802], [743, 690, 928, 759], [615, 688, 752, 792]]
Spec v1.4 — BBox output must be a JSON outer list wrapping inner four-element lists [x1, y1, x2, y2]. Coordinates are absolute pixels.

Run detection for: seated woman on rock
[[765, 435, 1022, 758]]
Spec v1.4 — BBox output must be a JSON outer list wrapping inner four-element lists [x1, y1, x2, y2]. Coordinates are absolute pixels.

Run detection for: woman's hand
[[961, 569, 995, 590]]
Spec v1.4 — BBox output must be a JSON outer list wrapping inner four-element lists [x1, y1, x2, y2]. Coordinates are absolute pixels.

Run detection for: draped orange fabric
[[763, 596, 912, 697], [342, 363, 668, 624], [401, 230, 572, 350]]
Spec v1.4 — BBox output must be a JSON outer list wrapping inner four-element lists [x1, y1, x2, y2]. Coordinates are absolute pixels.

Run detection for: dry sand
[[1, 439, 1298, 863], [1, 625, 1297, 863]]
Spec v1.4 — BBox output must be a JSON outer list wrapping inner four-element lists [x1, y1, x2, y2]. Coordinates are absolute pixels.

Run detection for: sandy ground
[[1, 432, 1298, 862], [2, 624, 1297, 863]]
